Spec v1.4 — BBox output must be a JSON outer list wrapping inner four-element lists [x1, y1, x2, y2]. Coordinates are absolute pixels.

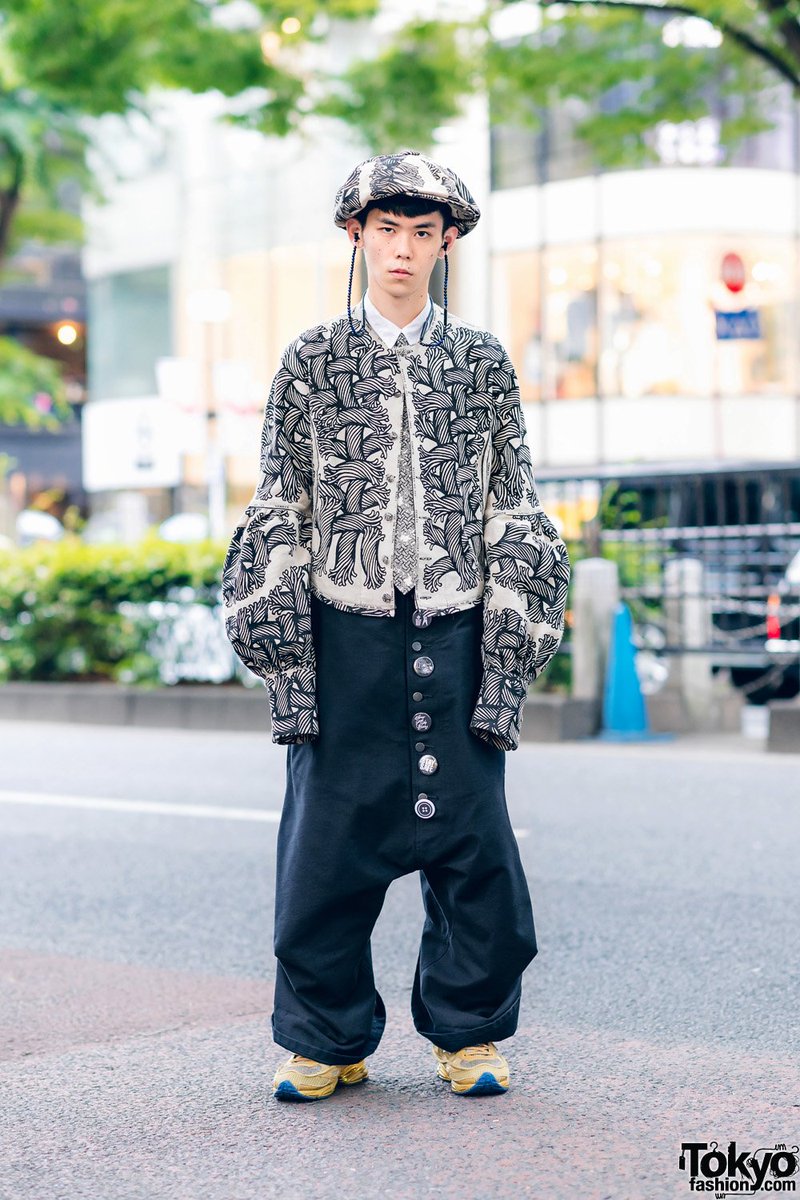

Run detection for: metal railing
[[538, 460, 800, 698]]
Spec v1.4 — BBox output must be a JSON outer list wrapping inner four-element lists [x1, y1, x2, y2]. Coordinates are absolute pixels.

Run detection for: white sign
[[82, 396, 182, 492]]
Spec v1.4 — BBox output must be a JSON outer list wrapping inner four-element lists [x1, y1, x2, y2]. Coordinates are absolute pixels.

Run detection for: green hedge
[[0, 533, 578, 689], [0, 535, 228, 684]]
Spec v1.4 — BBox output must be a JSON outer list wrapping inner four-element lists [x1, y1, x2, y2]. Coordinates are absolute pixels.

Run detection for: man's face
[[346, 207, 458, 300]]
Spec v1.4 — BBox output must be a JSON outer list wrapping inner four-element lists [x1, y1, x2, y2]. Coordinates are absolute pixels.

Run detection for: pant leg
[[410, 799, 538, 1053], [272, 734, 411, 1064], [271, 592, 414, 1066]]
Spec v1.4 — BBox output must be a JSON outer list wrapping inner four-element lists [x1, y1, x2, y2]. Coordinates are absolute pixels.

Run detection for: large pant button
[[418, 754, 438, 775], [415, 794, 435, 819], [413, 656, 434, 676], [412, 712, 432, 732]]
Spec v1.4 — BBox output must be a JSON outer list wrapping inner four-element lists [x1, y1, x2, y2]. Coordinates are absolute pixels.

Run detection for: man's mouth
[[389, 269, 411, 276]]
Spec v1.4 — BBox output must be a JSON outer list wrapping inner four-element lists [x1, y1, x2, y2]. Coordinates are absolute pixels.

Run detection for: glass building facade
[[88, 266, 173, 400], [488, 67, 800, 467], [492, 235, 796, 405]]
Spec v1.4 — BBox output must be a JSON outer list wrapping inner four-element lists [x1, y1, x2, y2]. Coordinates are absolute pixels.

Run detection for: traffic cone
[[598, 602, 672, 742]]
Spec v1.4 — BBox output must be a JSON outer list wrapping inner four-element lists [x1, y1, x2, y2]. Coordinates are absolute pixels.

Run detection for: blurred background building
[[0, 4, 785, 546], [490, 96, 800, 471], [0, 246, 86, 529], [0, 2, 796, 707], [80, 90, 365, 541], [76, 68, 800, 543]]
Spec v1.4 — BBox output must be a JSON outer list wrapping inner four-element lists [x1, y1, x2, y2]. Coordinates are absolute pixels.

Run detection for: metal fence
[[537, 460, 800, 702]]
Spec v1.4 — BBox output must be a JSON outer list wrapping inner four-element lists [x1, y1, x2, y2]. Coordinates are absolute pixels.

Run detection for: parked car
[[727, 546, 800, 705]]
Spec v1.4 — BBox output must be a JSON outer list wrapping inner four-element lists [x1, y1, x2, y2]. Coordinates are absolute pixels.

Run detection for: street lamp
[[187, 287, 231, 540]]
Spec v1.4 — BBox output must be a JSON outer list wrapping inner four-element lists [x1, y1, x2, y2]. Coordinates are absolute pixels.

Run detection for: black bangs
[[361, 195, 453, 227]]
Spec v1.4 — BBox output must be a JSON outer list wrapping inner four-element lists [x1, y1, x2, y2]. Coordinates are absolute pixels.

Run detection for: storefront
[[489, 167, 800, 467], [493, 232, 795, 404]]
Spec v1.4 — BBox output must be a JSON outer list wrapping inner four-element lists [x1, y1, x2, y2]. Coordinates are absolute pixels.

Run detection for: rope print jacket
[[221, 300, 571, 751]]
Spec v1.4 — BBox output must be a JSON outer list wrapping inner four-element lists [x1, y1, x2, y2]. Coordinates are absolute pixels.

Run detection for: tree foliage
[[0, 0, 380, 425], [1, 0, 798, 427], [320, 0, 791, 158], [0, 336, 72, 426], [316, 20, 481, 150]]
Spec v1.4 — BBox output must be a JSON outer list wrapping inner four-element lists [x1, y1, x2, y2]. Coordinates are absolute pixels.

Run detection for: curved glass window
[[600, 236, 793, 398], [492, 235, 795, 400]]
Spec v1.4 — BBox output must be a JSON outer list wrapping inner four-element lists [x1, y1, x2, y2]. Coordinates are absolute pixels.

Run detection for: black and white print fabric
[[392, 333, 418, 594], [333, 150, 481, 238], [221, 302, 571, 750]]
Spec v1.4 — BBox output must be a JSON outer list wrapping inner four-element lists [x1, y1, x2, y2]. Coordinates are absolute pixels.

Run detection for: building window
[[492, 245, 600, 401], [490, 76, 798, 190], [544, 245, 598, 399], [490, 124, 541, 191], [88, 266, 172, 400], [491, 250, 541, 401], [493, 235, 794, 401], [600, 236, 793, 398]]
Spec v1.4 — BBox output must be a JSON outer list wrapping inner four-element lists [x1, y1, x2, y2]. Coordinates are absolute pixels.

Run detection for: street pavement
[[0, 719, 797, 1200]]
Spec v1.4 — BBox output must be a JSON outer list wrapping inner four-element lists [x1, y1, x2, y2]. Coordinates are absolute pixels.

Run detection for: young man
[[222, 150, 570, 1101]]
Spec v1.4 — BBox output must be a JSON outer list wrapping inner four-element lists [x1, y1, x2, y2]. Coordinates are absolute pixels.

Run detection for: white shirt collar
[[362, 291, 432, 347]]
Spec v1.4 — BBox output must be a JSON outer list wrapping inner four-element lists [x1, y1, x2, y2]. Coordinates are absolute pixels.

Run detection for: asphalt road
[[0, 720, 797, 1200]]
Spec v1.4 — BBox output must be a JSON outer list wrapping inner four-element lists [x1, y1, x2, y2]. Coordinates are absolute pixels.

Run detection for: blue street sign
[[715, 309, 761, 340]]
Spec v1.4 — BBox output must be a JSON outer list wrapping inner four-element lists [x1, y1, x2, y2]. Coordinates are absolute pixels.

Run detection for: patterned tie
[[392, 333, 418, 594]]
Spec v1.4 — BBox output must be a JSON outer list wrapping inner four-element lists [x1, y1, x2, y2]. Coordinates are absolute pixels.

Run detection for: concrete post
[[663, 557, 717, 725], [571, 557, 620, 701]]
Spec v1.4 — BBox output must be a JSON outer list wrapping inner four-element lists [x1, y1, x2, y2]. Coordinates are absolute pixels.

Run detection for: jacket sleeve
[[469, 347, 571, 751], [221, 337, 318, 745]]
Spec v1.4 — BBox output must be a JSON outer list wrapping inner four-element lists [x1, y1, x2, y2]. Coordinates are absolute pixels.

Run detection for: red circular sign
[[721, 252, 746, 293]]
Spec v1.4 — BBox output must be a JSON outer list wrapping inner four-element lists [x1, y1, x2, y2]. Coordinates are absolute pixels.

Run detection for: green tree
[[0, 88, 89, 427], [318, 0, 792, 159], [0, 0, 378, 426], [2, 0, 795, 428]]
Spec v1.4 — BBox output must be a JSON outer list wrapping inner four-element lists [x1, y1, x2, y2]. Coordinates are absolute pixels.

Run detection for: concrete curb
[[0, 682, 269, 732], [520, 694, 599, 742], [767, 699, 800, 753], [0, 682, 597, 740]]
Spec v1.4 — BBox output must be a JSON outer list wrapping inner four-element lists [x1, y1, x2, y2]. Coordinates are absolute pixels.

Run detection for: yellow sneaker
[[432, 1041, 509, 1096], [272, 1054, 369, 1102]]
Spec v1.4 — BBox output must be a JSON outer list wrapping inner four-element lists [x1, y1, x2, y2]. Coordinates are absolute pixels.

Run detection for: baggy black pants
[[271, 585, 538, 1065]]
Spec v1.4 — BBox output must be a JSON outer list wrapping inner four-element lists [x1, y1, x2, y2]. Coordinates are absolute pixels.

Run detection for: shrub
[[0, 535, 228, 684]]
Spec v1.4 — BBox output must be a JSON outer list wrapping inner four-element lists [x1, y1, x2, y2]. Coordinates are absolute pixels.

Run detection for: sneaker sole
[[456, 1071, 509, 1097], [436, 1065, 509, 1096], [273, 1065, 368, 1102], [274, 1080, 324, 1102]]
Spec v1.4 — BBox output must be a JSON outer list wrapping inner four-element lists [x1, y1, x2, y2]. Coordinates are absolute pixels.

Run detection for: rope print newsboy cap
[[333, 150, 481, 238]]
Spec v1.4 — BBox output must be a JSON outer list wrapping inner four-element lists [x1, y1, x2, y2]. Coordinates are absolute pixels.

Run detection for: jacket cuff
[[469, 668, 528, 752], [265, 665, 319, 745]]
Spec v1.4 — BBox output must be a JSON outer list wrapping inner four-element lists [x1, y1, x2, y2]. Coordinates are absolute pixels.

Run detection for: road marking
[[0, 789, 529, 837], [0, 790, 282, 823]]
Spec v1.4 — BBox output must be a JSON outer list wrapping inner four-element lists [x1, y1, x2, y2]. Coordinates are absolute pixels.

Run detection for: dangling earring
[[428, 247, 449, 348], [347, 235, 367, 337]]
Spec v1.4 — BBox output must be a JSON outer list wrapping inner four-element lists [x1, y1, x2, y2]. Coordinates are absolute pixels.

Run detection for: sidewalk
[[1, 681, 796, 754]]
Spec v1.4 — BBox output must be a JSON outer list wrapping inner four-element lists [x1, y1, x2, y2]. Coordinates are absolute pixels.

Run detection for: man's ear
[[440, 225, 459, 256], [345, 216, 363, 245]]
